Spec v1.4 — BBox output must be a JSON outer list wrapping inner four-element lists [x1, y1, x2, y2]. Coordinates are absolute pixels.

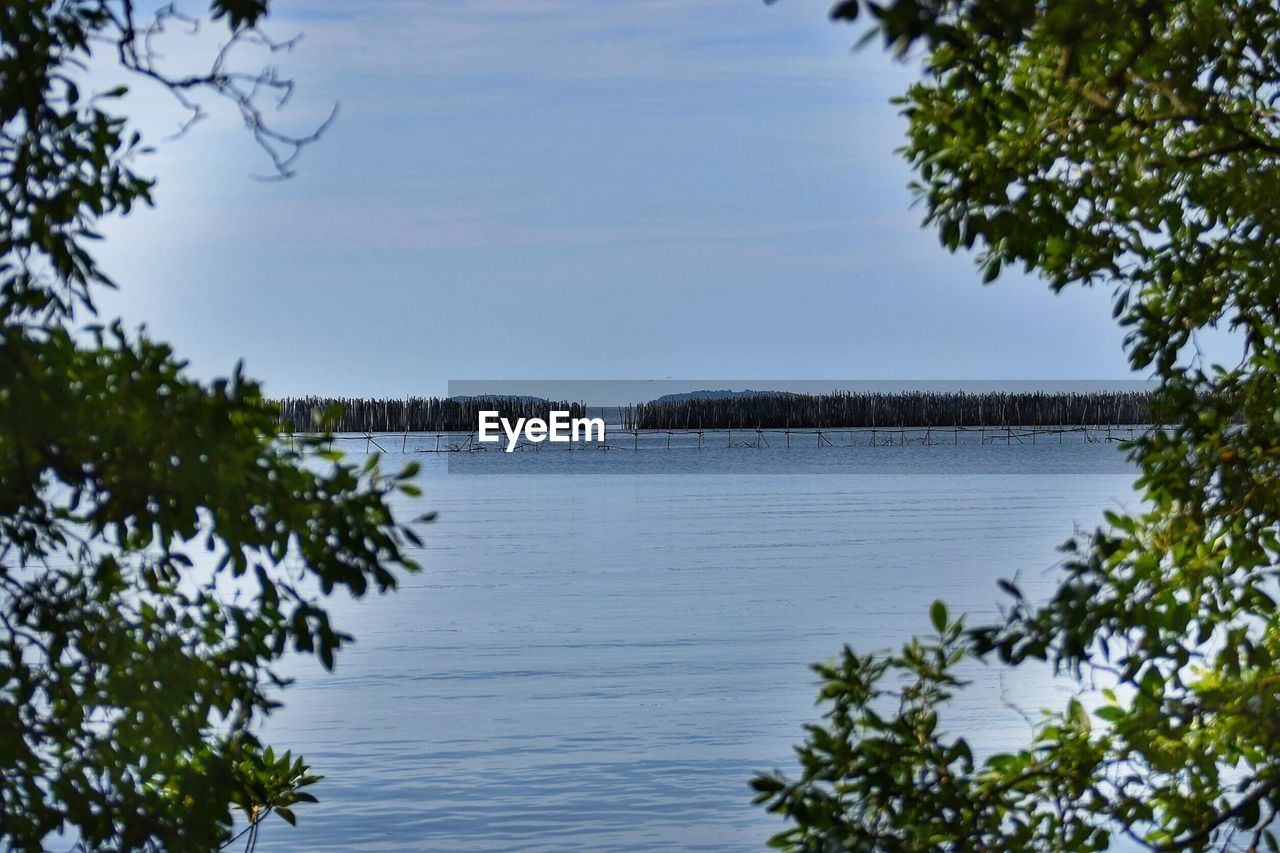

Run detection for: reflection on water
[[259, 440, 1136, 851]]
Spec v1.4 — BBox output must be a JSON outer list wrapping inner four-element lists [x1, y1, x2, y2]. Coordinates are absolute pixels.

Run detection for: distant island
[[273, 390, 1157, 433], [651, 389, 791, 404], [449, 394, 550, 404]]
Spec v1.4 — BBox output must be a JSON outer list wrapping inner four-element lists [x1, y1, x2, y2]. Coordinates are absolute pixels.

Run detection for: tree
[[0, 2, 424, 848], [753, 1, 1280, 849]]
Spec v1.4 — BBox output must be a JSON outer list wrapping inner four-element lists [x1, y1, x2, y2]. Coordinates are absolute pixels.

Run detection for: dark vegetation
[[626, 390, 1153, 430], [276, 396, 587, 433], [753, 1, 1280, 849], [1, 2, 421, 848], [281, 391, 1153, 434]]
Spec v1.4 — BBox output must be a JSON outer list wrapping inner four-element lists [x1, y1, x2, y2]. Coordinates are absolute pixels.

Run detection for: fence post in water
[[274, 391, 1156, 451]]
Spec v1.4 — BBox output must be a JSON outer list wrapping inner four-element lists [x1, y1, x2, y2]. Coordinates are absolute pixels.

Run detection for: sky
[[91, 0, 1225, 397]]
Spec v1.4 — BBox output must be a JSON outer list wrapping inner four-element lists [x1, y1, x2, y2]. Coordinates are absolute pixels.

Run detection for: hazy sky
[[93, 0, 1221, 396]]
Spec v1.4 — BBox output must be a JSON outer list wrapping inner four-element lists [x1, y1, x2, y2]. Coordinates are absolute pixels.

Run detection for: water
[[258, 432, 1138, 850]]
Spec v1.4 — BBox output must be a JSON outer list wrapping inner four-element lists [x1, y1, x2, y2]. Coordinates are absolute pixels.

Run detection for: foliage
[[754, 1, 1280, 849], [0, 1, 422, 849]]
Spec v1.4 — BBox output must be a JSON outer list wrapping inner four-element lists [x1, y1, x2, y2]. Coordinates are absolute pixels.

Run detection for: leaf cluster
[[0, 2, 424, 849], [756, 1, 1280, 849]]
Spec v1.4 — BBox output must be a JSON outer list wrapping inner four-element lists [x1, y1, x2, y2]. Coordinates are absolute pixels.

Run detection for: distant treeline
[[276, 396, 586, 433], [624, 391, 1155, 430]]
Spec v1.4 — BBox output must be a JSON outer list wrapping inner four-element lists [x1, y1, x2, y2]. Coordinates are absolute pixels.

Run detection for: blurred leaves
[[0, 1, 424, 850]]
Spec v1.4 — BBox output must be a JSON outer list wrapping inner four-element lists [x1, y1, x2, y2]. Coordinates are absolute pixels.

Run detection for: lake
[[260, 430, 1137, 850]]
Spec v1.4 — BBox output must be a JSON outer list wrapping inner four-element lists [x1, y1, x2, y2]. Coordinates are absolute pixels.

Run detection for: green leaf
[[930, 600, 948, 633]]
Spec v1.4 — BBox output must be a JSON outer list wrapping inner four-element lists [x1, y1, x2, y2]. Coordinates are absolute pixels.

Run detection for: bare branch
[[108, 0, 334, 178]]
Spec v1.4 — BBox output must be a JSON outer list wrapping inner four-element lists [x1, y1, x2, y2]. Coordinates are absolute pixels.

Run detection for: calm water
[[260, 433, 1137, 850]]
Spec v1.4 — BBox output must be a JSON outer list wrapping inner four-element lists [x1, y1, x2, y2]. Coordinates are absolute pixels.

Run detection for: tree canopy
[[0, 2, 422, 848], [754, 1, 1280, 849]]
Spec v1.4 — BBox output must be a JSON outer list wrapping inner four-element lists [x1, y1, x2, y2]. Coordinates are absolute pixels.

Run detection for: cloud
[[271, 0, 911, 103]]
